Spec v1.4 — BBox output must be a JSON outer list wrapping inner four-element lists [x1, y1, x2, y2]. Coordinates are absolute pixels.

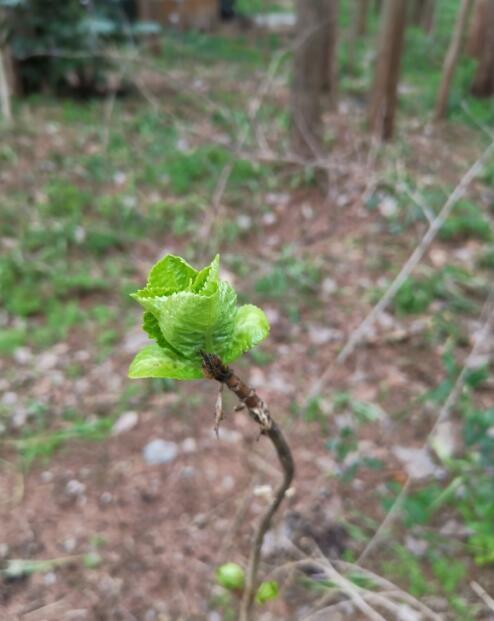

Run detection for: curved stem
[[202, 353, 295, 621]]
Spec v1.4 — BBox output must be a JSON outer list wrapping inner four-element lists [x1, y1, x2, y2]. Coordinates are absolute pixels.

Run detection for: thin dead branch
[[358, 289, 494, 563], [306, 138, 494, 404]]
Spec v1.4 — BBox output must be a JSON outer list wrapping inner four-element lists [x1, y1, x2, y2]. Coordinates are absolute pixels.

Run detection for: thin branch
[[471, 581, 494, 612], [306, 138, 494, 403], [358, 289, 494, 563], [201, 353, 295, 621]]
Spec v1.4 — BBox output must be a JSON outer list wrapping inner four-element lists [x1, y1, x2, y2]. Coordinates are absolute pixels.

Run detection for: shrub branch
[[202, 352, 295, 621]]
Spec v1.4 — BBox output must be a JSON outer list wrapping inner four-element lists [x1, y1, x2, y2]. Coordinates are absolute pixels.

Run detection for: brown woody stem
[[201, 353, 295, 621]]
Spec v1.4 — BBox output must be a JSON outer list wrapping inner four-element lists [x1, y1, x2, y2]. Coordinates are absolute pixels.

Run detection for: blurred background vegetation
[[1, 1, 494, 620]]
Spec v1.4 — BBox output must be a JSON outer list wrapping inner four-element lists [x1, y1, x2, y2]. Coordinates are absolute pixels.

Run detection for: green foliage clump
[[255, 251, 320, 299], [393, 276, 434, 315], [393, 266, 482, 316], [128, 255, 269, 380], [439, 201, 493, 242], [2, 0, 152, 94]]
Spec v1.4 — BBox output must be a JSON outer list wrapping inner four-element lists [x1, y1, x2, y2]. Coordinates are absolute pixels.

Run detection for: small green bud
[[255, 580, 279, 604], [215, 562, 245, 591]]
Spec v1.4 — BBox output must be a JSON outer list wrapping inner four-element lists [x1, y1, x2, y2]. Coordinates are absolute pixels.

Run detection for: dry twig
[[358, 289, 494, 563], [306, 139, 494, 404]]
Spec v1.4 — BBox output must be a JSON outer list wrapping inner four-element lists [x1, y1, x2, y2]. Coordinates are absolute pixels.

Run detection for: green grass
[[14, 414, 115, 465]]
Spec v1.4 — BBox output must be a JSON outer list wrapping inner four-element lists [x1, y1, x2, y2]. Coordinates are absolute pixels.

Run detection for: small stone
[[11, 409, 27, 429], [308, 325, 341, 345], [180, 466, 195, 479], [100, 492, 113, 505], [113, 171, 127, 186], [112, 411, 138, 436], [379, 196, 398, 217], [1, 392, 17, 406], [321, 277, 337, 296], [181, 437, 197, 453], [405, 535, 428, 556], [74, 226, 86, 243], [64, 537, 77, 553], [13, 347, 32, 365], [262, 212, 277, 226], [301, 203, 314, 219], [392, 446, 437, 480], [65, 480, 86, 497], [41, 471, 54, 483], [44, 571, 57, 586], [38, 351, 58, 371], [236, 214, 252, 231], [222, 475, 235, 491], [143, 439, 178, 465]]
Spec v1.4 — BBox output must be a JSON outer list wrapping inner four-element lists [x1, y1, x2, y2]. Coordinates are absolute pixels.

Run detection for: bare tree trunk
[[0, 46, 11, 122], [434, 0, 473, 120], [323, 0, 339, 109], [291, 0, 332, 156], [466, 0, 488, 58], [368, 0, 407, 141], [410, 0, 435, 32], [471, 0, 494, 97], [421, 0, 436, 33], [356, 0, 370, 35]]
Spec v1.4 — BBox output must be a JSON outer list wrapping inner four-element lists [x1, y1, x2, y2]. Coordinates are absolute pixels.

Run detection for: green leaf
[[225, 304, 270, 363], [147, 254, 197, 291], [255, 580, 279, 604], [128, 345, 202, 380], [128, 255, 270, 380], [134, 285, 237, 359]]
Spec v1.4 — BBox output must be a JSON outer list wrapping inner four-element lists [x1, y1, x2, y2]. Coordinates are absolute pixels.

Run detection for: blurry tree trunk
[[0, 47, 12, 122], [471, 0, 494, 96], [292, 0, 335, 156], [434, 0, 473, 120], [374, 0, 382, 13], [0, 10, 11, 122], [356, 0, 369, 35], [466, 0, 488, 58], [323, 0, 339, 108], [413, 0, 435, 32], [368, 0, 407, 140]]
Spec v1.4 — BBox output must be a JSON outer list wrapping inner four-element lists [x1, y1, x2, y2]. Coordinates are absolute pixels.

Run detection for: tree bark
[[356, 0, 370, 35], [471, 0, 494, 96], [410, 0, 435, 31], [322, 0, 339, 109], [292, 0, 334, 156], [466, 0, 488, 58], [368, 0, 407, 141], [0, 46, 11, 122], [434, 0, 474, 120]]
